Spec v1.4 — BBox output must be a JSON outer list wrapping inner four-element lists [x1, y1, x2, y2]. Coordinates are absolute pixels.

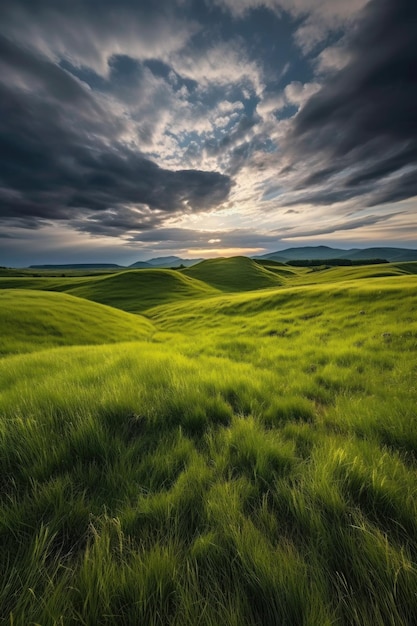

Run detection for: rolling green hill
[[0, 274, 103, 292], [148, 274, 417, 344], [288, 261, 417, 286], [0, 289, 154, 355], [68, 269, 219, 313], [2, 260, 417, 625], [254, 259, 302, 278], [184, 256, 284, 291], [0, 269, 219, 314], [1, 261, 415, 305]]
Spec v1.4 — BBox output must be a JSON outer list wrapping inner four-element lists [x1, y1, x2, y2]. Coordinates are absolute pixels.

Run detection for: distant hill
[[140, 256, 204, 268], [24, 247, 417, 271], [29, 263, 122, 270], [128, 261, 153, 269], [346, 247, 417, 262], [254, 246, 355, 261], [254, 246, 417, 263]]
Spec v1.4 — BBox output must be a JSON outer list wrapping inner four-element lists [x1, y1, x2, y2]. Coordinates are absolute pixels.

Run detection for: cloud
[[172, 39, 263, 95], [283, 81, 321, 107], [314, 44, 351, 75], [281, 211, 406, 239], [0, 0, 197, 75], [283, 0, 417, 207], [257, 81, 320, 119], [257, 93, 286, 116], [0, 36, 231, 235], [369, 169, 417, 207], [205, 114, 261, 158], [211, 0, 369, 51], [212, 0, 367, 20], [129, 227, 282, 249]]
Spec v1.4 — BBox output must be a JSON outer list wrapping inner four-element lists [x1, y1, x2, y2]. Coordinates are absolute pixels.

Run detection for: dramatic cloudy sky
[[0, 0, 416, 265]]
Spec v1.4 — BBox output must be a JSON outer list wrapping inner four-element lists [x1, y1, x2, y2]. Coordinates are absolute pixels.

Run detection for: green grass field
[[1, 257, 417, 625]]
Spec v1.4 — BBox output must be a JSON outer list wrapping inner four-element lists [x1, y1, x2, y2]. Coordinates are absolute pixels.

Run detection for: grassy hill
[[68, 269, 219, 313], [0, 269, 219, 314], [254, 259, 302, 278], [0, 289, 154, 355], [288, 261, 417, 287], [1, 264, 417, 624], [184, 256, 284, 291], [0, 274, 104, 292]]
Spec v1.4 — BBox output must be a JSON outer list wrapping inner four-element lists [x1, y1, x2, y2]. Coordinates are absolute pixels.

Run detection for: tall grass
[[1, 269, 417, 624]]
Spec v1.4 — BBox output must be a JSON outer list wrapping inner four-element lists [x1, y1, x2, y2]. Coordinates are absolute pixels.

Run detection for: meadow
[[1, 258, 417, 625]]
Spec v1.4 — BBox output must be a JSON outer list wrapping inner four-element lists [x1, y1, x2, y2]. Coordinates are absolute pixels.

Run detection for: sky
[[0, 0, 416, 266]]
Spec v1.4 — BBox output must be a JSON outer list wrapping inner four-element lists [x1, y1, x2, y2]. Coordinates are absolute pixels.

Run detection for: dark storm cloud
[[0, 35, 99, 106], [285, 0, 417, 206], [72, 207, 164, 237], [369, 169, 417, 207], [0, 36, 231, 234], [299, 166, 342, 188]]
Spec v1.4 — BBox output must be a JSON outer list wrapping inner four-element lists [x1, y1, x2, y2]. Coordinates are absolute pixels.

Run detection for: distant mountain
[[254, 246, 417, 262], [29, 263, 122, 269], [28, 247, 417, 271], [146, 256, 184, 266], [130, 256, 204, 268], [346, 247, 417, 262], [254, 246, 356, 262], [252, 252, 287, 262], [129, 261, 153, 269]]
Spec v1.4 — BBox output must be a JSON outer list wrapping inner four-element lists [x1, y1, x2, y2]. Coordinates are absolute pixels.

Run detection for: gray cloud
[[130, 227, 282, 249], [0, 0, 195, 74], [0, 36, 231, 234], [205, 114, 260, 158], [284, 0, 417, 207], [281, 212, 406, 238]]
